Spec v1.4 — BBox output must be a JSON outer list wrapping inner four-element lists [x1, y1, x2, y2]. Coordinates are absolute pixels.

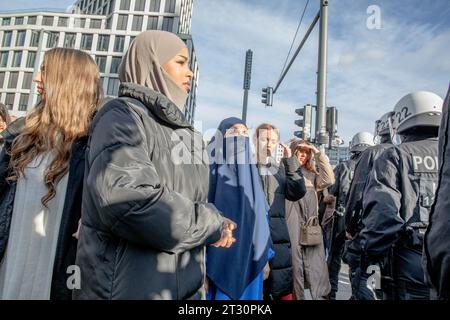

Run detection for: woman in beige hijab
[[74, 31, 236, 300]]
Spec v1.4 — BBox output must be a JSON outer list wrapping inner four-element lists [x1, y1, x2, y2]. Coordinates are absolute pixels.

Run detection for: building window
[[0, 51, 8, 68], [12, 51, 22, 67], [64, 33, 76, 48], [30, 30, 39, 47], [16, 30, 26, 47], [120, 0, 131, 10], [97, 35, 110, 52], [95, 55, 107, 73], [90, 19, 102, 29], [8, 72, 19, 89], [42, 16, 54, 26], [107, 78, 120, 96], [22, 72, 33, 89], [26, 51, 36, 68], [134, 0, 146, 11], [15, 17, 24, 25], [2, 31, 12, 47], [110, 57, 121, 74], [5, 93, 15, 110], [117, 14, 128, 30], [19, 93, 29, 111], [27, 16, 37, 25], [132, 15, 143, 31], [113, 36, 125, 52], [100, 77, 108, 92], [149, 0, 161, 12], [104, 17, 112, 29], [47, 32, 59, 48], [130, 36, 136, 44], [80, 34, 93, 50], [147, 16, 158, 30], [107, 0, 115, 15], [0, 72, 5, 88], [162, 17, 174, 31], [164, 0, 176, 13], [1, 18, 11, 26], [58, 17, 69, 27], [75, 18, 86, 28]]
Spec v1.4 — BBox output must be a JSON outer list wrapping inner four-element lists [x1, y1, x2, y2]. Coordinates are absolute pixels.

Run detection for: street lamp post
[[316, 0, 329, 151]]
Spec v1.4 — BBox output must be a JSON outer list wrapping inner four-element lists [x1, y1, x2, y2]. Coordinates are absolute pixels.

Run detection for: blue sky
[[3, 0, 450, 144]]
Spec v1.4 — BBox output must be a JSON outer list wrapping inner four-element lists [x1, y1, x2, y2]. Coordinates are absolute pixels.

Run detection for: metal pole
[[316, 0, 329, 151], [242, 50, 253, 124], [273, 10, 320, 94], [242, 89, 249, 124]]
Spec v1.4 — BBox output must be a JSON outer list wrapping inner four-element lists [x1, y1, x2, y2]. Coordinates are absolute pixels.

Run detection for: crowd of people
[[0, 29, 449, 300]]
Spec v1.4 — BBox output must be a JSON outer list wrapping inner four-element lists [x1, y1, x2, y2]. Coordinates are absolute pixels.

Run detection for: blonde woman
[[286, 140, 335, 300], [0, 48, 102, 300]]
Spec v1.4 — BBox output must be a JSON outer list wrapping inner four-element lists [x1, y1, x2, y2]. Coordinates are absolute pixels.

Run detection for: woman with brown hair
[[286, 139, 335, 300], [0, 48, 102, 299]]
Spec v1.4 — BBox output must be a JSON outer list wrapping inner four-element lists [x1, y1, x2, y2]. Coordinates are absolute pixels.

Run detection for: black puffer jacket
[[0, 118, 85, 300], [424, 85, 450, 299], [258, 157, 306, 299], [73, 83, 224, 300]]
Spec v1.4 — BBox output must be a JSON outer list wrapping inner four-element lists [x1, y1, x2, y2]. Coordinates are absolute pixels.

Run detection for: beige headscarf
[[119, 31, 188, 109]]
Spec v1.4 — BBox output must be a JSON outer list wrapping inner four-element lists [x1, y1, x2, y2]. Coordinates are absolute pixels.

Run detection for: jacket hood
[[119, 82, 192, 130]]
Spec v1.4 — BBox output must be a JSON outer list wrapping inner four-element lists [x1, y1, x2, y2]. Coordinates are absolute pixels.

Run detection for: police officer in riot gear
[[327, 132, 374, 300], [359, 91, 443, 300], [423, 86, 450, 300], [343, 112, 394, 300]]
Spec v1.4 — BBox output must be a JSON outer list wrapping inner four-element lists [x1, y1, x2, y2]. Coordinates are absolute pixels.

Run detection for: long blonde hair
[[8, 48, 102, 206]]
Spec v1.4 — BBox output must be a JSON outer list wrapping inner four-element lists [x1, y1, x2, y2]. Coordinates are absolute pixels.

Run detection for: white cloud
[[192, 0, 450, 145]]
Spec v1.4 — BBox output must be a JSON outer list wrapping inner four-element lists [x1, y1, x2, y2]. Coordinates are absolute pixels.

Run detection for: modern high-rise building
[[0, 0, 198, 124], [325, 146, 350, 167]]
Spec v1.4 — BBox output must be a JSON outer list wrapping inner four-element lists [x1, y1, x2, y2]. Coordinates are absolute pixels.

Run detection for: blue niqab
[[206, 117, 272, 300]]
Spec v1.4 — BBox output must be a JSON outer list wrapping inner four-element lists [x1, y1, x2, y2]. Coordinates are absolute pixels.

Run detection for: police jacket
[[345, 141, 392, 236], [360, 134, 438, 284], [329, 157, 359, 212], [328, 157, 359, 238]]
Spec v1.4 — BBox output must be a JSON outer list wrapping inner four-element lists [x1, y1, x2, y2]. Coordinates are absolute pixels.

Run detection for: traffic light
[[294, 104, 313, 140], [326, 107, 338, 149], [326, 107, 338, 135], [261, 87, 273, 106]]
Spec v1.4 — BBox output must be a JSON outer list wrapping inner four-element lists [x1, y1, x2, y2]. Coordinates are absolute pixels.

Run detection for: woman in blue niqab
[[206, 117, 273, 300]]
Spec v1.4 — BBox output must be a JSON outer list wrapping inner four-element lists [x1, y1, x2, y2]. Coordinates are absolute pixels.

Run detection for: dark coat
[[258, 156, 306, 298], [73, 83, 224, 300], [360, 135, 438, 286], [424, 85, 450, 299], [0, 118, 86, 300]]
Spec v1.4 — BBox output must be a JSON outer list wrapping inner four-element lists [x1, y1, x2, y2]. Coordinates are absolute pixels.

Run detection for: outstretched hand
[[212, 219, 237, 248]]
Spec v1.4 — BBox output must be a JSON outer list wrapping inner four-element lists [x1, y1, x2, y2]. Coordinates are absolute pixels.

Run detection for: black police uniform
[[343, 137, 392, 300], [359, 134, 438, 300], [327, 156, 359, 299]]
